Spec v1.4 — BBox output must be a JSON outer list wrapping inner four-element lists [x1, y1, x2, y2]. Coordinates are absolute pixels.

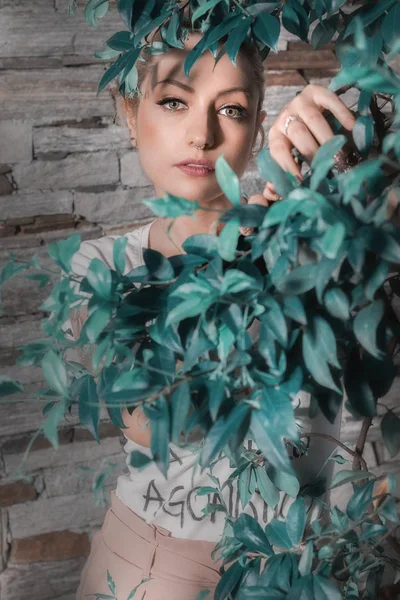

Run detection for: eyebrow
[[155, 78, 252, 99]]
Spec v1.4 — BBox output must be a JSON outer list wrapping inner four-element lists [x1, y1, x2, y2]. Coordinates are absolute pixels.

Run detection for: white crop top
[[66, 220, 342, 543]]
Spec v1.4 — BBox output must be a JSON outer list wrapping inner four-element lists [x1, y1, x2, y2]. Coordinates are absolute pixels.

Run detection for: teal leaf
[[218, 217, 240, 262], [265, 519, 293, 550], [353, 115, 374, 156], [268, 465, 300, 498], [282, 0, 309, 42], [233, 513, 274, 555], [298, 542, 314, 577], [215, 154, 241, 206], [84, 0, 109, 27], [257, 148, 295, 198], [83, 303, 112, 344], [381, 411, 400, 458], [118, 0, 134, 29], [126, 577, 151, 600], [106, 31, 135, 52], [344, 348, 377, 418], [310, 135, 346, 190], [97, 51, 132, 95], [346, 480, 374, 521], [313, 575, 341, 600], [324, 288, 350, 320], [113, 236, 128, 275], [41, 350, 69, 398], [330, 469, 375, 489], [286, 497, 306, 546], [225, 17, 252, 67], [48, 233, 81, 274], [149, 396, 170, 477], [319, 222, 346, 260], [200, 404, 250, 467], [170, 381, 191, 444], [382, 4, 400, 48], [86, 258, 113, 301], [302, 326, 341, 394], [143, 249, 175, 280], [214, 560, 244, 600], [253, 12, 281, 53], [191, 0, 224, 24], [255, 466, 279, 509], [0, 376, 23, 397], [78, 375, 100, 443], [107, 570, 116, 596], [142, 194, 200, 218], [43, 398, 68, 449], [277, 264, 319, 296], [353, 299, 385, 358], [129, 451, 152, 469]]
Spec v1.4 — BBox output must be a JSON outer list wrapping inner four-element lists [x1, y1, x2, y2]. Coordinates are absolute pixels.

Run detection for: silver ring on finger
[[283, 115, 304, 137]]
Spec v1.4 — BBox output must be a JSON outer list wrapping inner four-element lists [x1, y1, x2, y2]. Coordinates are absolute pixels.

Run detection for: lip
[[176, 158, 215, 170], [177, 165, 215, 177]]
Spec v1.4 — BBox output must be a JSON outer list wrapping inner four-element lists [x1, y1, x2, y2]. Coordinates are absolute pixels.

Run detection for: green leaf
[[265, 519, 293, 550], [298, 542, 314, 577], [286, 497, 306, 546], [257, 148, 295, 197], [330, 469, 375, 489], [324, 288, 350, 320], [346, 480, 374, 521], [86, 258, 113, 301], [0, 376, 23, 397], [218, 217, 240, 262], [353, 115, 374, 156], [381, 411, 400, 458], [41, 350, 69, 398], [233, 513, 274, 555], [84, 0, 109, 27], [43, 398, 68, 449], [256, 466, 279, 509], [215, 154, 241, 206], [353, 299, 385, 359], [253, 12, 281, 53], [382, 4, 400, 48], [214, 560, 244, 600], [200, 404, 250, 467], [313, 575, 341, 600], [143, 194, 200, 218], [78, 375, 100, 443]]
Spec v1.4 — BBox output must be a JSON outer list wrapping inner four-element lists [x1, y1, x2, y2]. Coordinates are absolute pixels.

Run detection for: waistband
[[101, 491, 222, 585]]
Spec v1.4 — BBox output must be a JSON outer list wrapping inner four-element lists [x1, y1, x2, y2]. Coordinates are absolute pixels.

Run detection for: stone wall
[[0, 2, 398, 599]]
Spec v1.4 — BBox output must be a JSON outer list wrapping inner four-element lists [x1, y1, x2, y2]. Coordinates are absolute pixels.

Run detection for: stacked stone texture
[[0, 2, 398, 599]]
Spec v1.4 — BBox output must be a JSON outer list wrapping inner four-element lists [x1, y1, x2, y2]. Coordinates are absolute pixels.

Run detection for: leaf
[[257, 148, 295, 198], [382, 4, 400, 48], [200, 404, 250, 467], [344, 348, 377, 418], [311, 135, 346, 190], [319, 222, 346, 259], [129, 451, 152, 469], [0, 376, 23, 397], [253, 12, 281, 53], [313, 575, 341, 600], [353, 299, 385, 359], [381, 411, 400, 458], [143, 194, 200, 218], [353, 115, 374, 155], [43, 398, 68, 449], [298, 542, 314, 577], [97, 51, 132, 95], [106, 31, 136, 51], [233, 513, 274, 555], [256, 466, 279, 509], [226, 17, 252, 67], [41, 350, 69, 398], [311, 16, 336, 50], [83, 303, 112, 344], [126, 578, 151, 599], [113, 236, 128, 275], [191, 0, 224, 24], [302, 329, 341, 394], [215, 154, 241, 206], [218, 217, 240, 262], [48, 233, 81, 273], [343, 0, 396, 39], [107, 570, 117, 596], [346, 480, 374, 521], [286, 497, 306, 546], [214, 560, 244, 600], [86, 258, 113, 300], [149, 396, 170, 477], [265, 519, 293, 550], [330, 469, 375, 489], [170, 381, 191, 444], [282, 0, 309, 42], [324, 288, 350, 320], [84, 0, 109, 27], [118, 0, 134, 29], [78, 375, 100, 443], [143, 248, 175, 280]]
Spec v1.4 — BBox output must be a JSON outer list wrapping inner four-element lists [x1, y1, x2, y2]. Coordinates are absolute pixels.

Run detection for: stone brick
[[0, 67, 114, 124], [8, 490, 112, 537], [0, 314, 45, 351], [0, 556, 86, 600], [1, 190, 73, 220], [0, 480, 37, 507], [0, 121, 32, 163], [34, 124, 131, 155], [74, 185, 155, 225], [5, 436, 123, 475], [266, 71, 307, 87], [0, 223, 104, 250], [10, 530, 90, 563], [44, 457, 123, 498], [266, 49, 339, 71], [0, 508, 9, 574], [120, 151, 154, 188], [12, 152, 119, 191], [21, 214, 77, 234], [0, 224, 16, 237], [1, 428, 74, 455]]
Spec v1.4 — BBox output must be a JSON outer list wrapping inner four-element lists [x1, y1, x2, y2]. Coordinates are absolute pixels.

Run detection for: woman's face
[[127, 32, 265, 206]]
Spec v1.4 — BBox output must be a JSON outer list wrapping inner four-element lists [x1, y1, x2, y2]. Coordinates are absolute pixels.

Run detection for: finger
[[281, 115, 320, 163], [311, 86, 356, 131], [247, 193, 269, 207], [268, 130, 303, 180]]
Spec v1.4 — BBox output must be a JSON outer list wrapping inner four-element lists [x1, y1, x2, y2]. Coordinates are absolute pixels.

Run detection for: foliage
[[2, 1, 400, 598]]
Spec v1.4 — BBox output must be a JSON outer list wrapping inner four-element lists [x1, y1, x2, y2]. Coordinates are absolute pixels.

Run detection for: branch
[[300, 432, 357, 458], [352, 417, 372, 471]]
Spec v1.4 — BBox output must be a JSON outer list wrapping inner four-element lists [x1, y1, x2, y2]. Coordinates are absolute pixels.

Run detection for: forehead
[[145, 31, 255, 92]]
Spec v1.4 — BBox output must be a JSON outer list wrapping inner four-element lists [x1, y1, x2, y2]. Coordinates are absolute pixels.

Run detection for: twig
[[300, 432, 357, 458], [352, 417, 372, 471]]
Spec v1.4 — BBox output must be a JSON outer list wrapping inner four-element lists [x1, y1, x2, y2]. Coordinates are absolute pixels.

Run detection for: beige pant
[[76, 490, 222, 600]]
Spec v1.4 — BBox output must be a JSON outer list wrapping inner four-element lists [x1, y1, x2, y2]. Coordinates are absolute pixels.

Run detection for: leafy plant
[[2, 1, 400, 598]]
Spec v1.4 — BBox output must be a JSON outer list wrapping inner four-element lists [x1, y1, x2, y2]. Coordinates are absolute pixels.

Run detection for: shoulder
[[70, 221, 153, 278]]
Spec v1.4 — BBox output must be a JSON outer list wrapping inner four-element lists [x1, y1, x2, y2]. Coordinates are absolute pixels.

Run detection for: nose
[[186, 106, 216, 150]]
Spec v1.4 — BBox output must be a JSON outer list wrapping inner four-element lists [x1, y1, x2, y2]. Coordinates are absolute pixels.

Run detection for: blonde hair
[[112, 25, 266, 153]]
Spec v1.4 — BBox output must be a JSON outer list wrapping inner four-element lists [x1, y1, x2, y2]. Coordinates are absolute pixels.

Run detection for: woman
[[67, 23, 356, 600]]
